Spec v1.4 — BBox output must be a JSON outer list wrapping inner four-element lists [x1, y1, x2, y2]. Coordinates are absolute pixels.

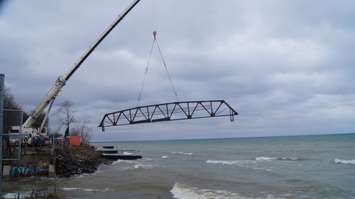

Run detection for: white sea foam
[[133, 164, 154, 169], [172, 152, 193, 156], [171, 183, 244, 199], [278, 157, 302, 161], [112, 159, 135, 165], [255, 156, 277, 161], [161, 155, 168, 159], [170, 183, 284, 199], [207, 157, 301, 165], [112, 159, 154, 170], [334, 158, 355, 165], [206, 160, 272, 172], [256, 156, 303, 161], [62, 187, 109, 192], [206, 160, 242, 165]]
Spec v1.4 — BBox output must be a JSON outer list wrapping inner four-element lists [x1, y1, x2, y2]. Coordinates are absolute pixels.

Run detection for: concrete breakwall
[[9, 164, 49, 178], [2, 163, 55, 178]]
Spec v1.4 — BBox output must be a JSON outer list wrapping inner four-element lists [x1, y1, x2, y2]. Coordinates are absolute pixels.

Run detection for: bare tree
[[55, 100, 92, 144], [57, 100, 76, 136]]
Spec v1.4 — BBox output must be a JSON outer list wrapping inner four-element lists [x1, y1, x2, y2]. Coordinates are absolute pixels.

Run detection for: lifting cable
[[136, 31, 179, 106]]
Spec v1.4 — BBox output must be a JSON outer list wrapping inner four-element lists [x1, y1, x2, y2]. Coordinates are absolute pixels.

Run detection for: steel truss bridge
[[99, 100, 238, 131]]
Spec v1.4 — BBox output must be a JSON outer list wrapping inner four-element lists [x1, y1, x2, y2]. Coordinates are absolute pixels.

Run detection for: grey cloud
[[1, 0, 355, 140]]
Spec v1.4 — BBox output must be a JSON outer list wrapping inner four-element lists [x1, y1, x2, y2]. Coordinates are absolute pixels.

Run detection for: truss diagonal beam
[[99, 100, 238, 131]]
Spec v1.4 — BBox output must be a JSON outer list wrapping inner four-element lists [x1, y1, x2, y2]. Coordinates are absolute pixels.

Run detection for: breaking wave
[[133, 164, 154, 169], [255, 156, 277, 161], [171, 183, 244, 199], [112, 160, 135, 165], [206, 156, 304, 166], [161, 155, 168, 159], [206, 160, 242, 165], [256, 156, 303, 161], [206, 160, 271, 172], [112, 159, 154, 170], [334, 159, 355, 165], [171, 183, 283, 199]]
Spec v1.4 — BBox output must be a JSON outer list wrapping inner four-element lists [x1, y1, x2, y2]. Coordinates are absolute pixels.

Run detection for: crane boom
[[23, 0, 141, 129]]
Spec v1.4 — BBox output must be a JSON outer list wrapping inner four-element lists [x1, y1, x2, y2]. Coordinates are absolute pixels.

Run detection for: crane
[[21, 0, 141, 134]]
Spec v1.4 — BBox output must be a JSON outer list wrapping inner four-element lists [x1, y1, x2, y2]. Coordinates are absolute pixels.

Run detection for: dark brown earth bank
[[54, 145, 111, 178]]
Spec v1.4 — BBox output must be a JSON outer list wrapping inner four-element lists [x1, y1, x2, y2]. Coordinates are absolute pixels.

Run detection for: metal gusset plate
[[99, 100, 238, 131]]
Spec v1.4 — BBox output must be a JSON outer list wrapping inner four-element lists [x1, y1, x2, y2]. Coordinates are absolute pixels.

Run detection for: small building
[[68, 136, 81, 146]]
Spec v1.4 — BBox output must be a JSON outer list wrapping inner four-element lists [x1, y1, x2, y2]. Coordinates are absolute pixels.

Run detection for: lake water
[[4, 133, 355, 199]]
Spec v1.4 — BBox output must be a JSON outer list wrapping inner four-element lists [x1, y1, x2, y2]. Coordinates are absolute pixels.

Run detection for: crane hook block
[[153, 31, 157, 40]]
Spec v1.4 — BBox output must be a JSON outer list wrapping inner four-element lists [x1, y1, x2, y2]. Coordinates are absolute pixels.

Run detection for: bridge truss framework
[[99, 100, 238, 131]]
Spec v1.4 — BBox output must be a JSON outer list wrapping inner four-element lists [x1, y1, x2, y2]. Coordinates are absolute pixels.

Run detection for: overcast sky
[[1, 0, 355, 141]]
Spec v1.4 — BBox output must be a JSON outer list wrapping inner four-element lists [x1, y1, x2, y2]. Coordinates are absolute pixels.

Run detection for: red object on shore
[[69, 136, 81, 146]]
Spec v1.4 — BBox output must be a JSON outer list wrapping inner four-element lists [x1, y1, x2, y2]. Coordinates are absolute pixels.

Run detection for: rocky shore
[[54, 145, 110, 177]]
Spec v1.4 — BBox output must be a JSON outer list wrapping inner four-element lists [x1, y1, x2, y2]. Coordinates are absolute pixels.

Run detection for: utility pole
[[0, 73, 5, 198]]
